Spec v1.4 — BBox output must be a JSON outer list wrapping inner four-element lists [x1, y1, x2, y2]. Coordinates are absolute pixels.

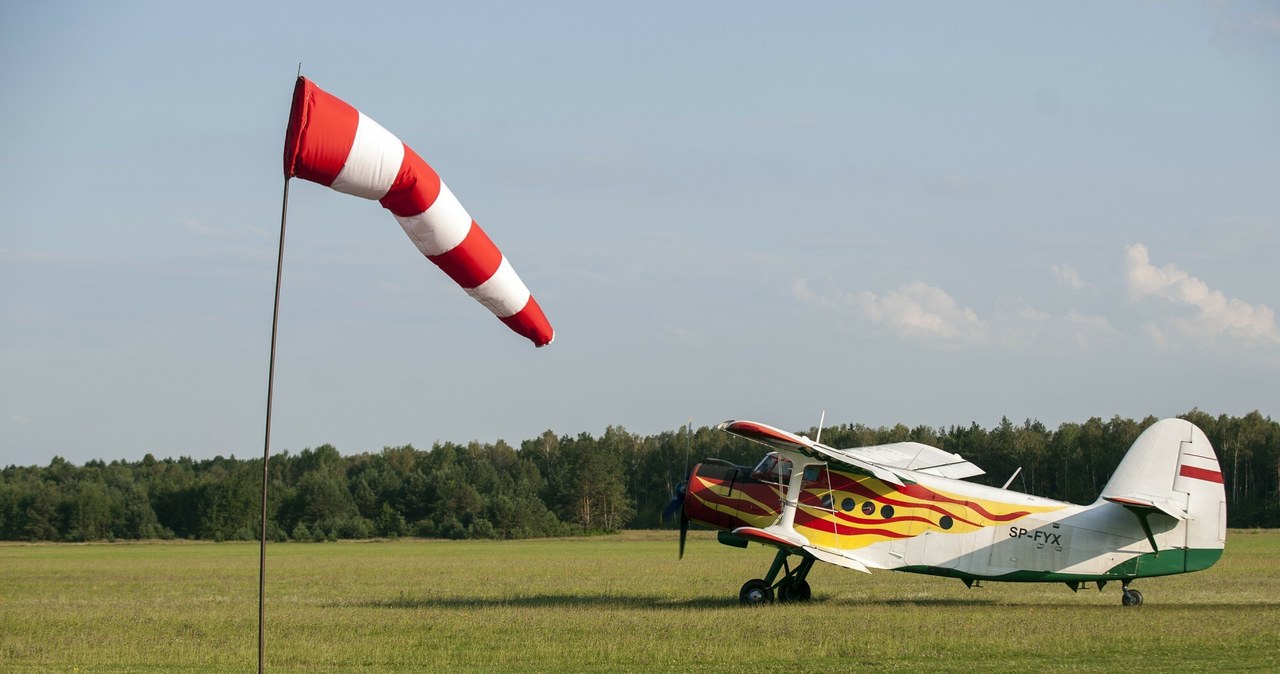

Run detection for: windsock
[[283, 77, 554, 347]]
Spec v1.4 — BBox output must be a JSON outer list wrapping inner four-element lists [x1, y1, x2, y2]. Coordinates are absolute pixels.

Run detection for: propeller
[[667, 419, 695, 560], [662, 480, 690, 559], [679, 507, 689, 560]]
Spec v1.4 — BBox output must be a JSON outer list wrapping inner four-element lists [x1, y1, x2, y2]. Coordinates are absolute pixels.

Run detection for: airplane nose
[[662, 480, 686, 520]]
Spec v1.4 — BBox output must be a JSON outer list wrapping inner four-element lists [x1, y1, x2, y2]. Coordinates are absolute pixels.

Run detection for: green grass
[[3, 530, 1278, 672]]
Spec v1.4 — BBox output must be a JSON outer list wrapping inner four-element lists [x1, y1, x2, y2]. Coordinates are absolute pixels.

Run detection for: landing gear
[[1121, 586, 1144, 607], [739, 579, 773, 606], [777, 577, 811, 603], [738, 549, 816, 606]]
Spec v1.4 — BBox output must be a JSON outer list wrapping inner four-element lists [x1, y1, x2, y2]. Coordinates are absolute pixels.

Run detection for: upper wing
[[717, 420, 904, 486], [716, 420, 817, 454], [717, 419, 985, 482]]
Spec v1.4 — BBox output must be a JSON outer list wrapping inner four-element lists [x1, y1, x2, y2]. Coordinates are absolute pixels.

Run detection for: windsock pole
[[258, 175, 291, 674]]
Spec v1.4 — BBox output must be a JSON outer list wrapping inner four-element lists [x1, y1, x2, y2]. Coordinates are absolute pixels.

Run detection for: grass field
[[2, 530, 1278, 673]]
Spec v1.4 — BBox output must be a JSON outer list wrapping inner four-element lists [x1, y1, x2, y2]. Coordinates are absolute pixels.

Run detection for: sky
[[2, 1, 1278, 467]]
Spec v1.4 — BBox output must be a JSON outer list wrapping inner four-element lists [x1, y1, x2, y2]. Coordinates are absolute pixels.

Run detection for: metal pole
[[260, 177, 291, 674]]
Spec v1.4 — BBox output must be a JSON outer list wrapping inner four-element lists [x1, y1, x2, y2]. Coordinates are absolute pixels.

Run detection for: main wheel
[[739, 579, 774, 607], [777, 577, 812, 603], [1122, 588, 1144, 607]]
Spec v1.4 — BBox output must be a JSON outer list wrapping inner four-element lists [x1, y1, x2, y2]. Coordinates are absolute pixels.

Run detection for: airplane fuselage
[[685, 447, 1224, 585]]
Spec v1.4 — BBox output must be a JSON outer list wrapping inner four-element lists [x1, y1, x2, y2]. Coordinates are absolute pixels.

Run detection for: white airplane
[[669, 417, 1226, 606]]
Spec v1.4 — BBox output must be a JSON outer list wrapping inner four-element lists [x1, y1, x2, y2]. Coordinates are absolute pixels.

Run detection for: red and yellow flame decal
[[685, 472, 783, 528], [687, 464, 1065, 552]]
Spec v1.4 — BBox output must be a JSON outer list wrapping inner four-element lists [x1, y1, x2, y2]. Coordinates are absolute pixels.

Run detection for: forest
[[1, 409, 1276, 542]]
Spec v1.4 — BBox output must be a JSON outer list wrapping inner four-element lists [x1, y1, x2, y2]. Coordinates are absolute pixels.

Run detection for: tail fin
[[1100, 418, 1227, 565]]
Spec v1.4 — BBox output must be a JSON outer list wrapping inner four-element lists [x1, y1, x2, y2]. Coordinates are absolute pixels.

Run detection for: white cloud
[[790, 278, 834, 308], [1125, 243, 1279, 345], [794, 278, 1116, 351], [794, 278, 987, 345], [1051, 263, 1086, 290], [856, 281, 988, 343]]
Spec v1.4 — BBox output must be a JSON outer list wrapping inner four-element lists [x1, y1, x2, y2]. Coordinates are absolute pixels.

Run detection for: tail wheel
[[739, 579, 774, 607], [1122, 588, 1144, 607], [777, 577, 812, 603]]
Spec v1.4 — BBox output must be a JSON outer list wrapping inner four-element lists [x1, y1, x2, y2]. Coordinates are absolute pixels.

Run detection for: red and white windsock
[[282, 77, 554, 347]]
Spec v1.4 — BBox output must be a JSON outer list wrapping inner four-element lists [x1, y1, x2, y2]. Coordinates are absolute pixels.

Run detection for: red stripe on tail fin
[[1179, 464, 1224, 484]]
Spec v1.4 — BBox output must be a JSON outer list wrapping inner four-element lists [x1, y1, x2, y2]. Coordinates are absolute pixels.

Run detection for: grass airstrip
[[2, 530, 1278, 673]]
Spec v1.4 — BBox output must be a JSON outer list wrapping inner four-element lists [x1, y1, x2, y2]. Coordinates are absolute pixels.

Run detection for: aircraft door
[[891, 516, 926, 565], [904, 505, 969, 569], [797, 464, 840, 548], [930, 505, 973, 569]]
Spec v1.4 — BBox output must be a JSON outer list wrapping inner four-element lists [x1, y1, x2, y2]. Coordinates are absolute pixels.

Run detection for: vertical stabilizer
[[1099, 418, 1226, 571]]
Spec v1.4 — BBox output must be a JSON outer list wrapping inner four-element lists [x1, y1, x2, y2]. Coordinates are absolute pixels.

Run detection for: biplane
[[668, 417, 1226, 606]]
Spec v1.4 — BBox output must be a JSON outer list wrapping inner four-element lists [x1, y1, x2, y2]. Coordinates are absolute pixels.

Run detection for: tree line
[[1, 409, 1276, 542]]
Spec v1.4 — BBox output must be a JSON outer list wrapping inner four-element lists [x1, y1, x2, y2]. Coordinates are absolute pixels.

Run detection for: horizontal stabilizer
[[1104, 495, 1187, 521]]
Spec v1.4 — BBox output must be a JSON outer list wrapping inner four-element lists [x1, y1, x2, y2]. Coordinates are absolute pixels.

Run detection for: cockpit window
[[751, 452, 792, 483]]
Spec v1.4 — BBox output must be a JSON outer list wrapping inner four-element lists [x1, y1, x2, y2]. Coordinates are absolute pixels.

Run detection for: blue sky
[[2, 1, 1278, 466]]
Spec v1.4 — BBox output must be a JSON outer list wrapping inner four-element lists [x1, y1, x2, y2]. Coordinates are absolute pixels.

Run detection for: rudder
[[1171, 420, 1228, 557]]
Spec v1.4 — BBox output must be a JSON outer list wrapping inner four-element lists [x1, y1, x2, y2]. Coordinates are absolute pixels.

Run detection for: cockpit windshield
[[750, 452, 792, 483]]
